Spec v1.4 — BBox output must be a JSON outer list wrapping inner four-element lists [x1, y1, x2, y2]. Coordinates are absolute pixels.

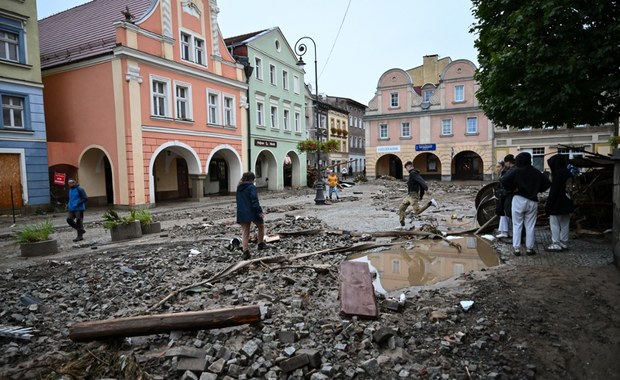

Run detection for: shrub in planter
[[129, 209, 161, 234], [102, 210, 142, 241], [17, 219, 58, 257]]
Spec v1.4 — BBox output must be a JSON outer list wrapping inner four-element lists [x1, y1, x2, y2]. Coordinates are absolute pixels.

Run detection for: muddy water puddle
[[348, 235, 499, 293]]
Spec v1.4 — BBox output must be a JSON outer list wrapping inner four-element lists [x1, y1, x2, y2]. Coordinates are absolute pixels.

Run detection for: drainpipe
[[240, 57, 254, 172]]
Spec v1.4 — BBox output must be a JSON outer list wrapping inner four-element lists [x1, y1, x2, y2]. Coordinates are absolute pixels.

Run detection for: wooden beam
[[69, 305, 260, 342]]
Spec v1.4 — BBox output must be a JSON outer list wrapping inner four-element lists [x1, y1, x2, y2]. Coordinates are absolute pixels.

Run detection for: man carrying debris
[[398, 161, 438, 227]]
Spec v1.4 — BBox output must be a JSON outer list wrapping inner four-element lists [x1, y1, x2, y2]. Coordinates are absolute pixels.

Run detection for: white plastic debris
[[445, 235, 464, 240], [460, 300, 474, 311], [188, 249, 201, 257], [399, 293, 406, 305], [481, 234, 495, 241]]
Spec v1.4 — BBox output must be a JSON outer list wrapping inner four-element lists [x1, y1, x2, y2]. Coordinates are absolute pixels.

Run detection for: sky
[[36, 0, 479, 105]]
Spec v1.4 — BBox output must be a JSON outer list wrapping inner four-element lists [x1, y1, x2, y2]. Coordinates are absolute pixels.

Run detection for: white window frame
[[207, 90, 220, 125], [423, 89, 434, 102], [441, 119, 453, 135], [150, 76, 171, 117], [293, 75, 300, 94], [294, 111, 301, 132], [174, 81, 192, 120], [454, 85, 465, 102], [269, 64, 277, 85], [256, 101, 265, 126], [379, 123, 388, 139], [466, 116, 478, 134], [401, 122, 411, 138], [223, 95, 236, 127], [283, 109, 290, 131], [179, 30, 206, 66], [270, 105, 279, 129], [390, 92, 399, 108], [1, 94, 25, 128], [255, 57, 263, 80], [282, 70, 289, 90]]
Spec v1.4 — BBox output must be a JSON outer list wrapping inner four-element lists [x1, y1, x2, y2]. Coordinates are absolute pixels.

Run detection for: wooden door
[[0, 154, 23, 208], [176, 159, 190, 198]]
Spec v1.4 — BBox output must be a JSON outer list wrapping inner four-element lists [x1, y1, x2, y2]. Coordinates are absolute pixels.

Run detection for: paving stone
[[177, 357, 207, 372], [279, 354, 310, 373]]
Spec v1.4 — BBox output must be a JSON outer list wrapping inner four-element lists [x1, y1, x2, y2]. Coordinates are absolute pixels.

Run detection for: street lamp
[[295, 36, 325, 205]]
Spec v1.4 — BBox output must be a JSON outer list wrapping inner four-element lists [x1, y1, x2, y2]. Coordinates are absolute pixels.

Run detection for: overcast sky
[[36, 0, 479, 105]]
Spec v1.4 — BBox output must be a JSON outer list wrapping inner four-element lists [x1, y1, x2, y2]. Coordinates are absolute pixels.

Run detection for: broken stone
[[177, 357, 207, 372], [279, 354, 310, 373], [208, 357, 225, 373]]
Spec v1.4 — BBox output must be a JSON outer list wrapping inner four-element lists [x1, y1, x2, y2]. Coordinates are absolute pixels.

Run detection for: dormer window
[[390, 92, 399, 108], [180, 31, 206, 66]]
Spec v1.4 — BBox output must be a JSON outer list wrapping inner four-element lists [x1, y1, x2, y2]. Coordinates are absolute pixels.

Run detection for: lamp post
[[295, 36, 325, 205]]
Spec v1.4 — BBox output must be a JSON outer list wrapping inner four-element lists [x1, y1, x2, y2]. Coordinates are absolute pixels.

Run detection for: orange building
[[40, 0, 247, 206]]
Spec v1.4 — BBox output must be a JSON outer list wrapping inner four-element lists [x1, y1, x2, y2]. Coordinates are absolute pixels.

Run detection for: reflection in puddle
[[347, 235, 499, 294]]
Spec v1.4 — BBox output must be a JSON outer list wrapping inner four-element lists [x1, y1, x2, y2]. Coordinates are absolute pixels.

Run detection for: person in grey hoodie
[[500, 152, 551, 256], [236, 172, 266, 260], [545, 154, 574, 251]]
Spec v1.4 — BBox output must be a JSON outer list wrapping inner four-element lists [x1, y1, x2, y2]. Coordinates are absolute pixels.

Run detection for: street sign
[[415, 144, 436, 151]]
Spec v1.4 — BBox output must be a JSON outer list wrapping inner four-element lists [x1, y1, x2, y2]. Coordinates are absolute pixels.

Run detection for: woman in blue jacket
[[236, 172, 266, 260]]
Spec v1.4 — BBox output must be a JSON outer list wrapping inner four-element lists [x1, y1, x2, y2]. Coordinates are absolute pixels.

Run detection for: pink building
[[40, 0, 247, 206], [365, 55, 493, 181]]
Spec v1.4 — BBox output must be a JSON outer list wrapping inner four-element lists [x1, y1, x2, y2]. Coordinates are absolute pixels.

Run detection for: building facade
[[225, 27, 307, 190], [325, 96, 367, 176], [365, 55, 493, 181], [40, 0, 247, 207], [0, 0, 50, 211]]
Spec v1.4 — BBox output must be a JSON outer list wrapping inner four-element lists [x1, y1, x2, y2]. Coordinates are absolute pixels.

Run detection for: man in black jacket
[[398, 161, 438, 227], [500, 152, 551, 256]]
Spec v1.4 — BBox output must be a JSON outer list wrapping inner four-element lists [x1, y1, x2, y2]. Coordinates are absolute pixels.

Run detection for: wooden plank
[[339, 261, 378, 318], [69, 305, 260, 342]]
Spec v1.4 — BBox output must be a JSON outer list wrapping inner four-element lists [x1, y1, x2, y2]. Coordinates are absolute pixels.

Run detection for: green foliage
[[471, 0, 620, 129], [297, 139, 340, 153], [102, 210, 133, 230], [16, 219, 53, 243], [129, 209, 153, 225]]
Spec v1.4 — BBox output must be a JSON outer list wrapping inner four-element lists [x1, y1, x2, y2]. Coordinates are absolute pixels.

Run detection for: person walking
[[341, 166, 348, 181], [545, 154, 574, 251], [500, 152, 551, 256], [66, 178, 88, 242], [327, 170, 340, 200], [398, 161, 438, 227], [495, 154, 516, 239], [236, 172, 266, 260]]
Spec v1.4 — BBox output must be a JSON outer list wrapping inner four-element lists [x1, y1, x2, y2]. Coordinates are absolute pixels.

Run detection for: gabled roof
[[39, 0, 155, 69], [224, 28, 270, 48]]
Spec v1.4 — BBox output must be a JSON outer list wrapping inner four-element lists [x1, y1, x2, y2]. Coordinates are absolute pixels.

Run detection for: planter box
[[140, 221, 161, 235], [110, 221, 142, 241], [20, 239, 59, 257]]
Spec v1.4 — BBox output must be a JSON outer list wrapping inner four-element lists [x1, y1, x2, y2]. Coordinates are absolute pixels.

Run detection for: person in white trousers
[[500, 152, 551, 256], [545, 154, 574, 251]]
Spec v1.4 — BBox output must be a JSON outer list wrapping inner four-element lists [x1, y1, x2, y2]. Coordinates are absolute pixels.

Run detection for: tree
[[471, 0, 620, 129]]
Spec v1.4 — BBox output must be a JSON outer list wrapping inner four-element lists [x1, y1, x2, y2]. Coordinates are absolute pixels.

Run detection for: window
[[179, 31, 205, 65], [174, 84, 191, 120], [0, 16, 25, 64], [532, 147, 545, 171], [223, 96, 235, 126], [379, 123, 388, 139], [255, 57, 263, 80], [270, 105, 278, 128], [283, 109, 290, 130], [558, 147, 584, 160], [441, 119, 452, 135], [454, 85, 465, 102], [256, 101, 264, 126], [427, 156, 438, 172], [151, 78, 169, 117], [208, 92, 220, 124], [294, 111, 301, 132], [401, 122, 411, 138], [293, 75, 300, 93], [392, 259, 400, 274], [269, 64, 277, 85], [390, 93, 399, 107], [423, 89, 434, 102], [0, 30, 19, 62], [466, 117, 478, 134], [282, 70, 289, 90], [320, 114, 327, 129], [2, 95, 24, 128]]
